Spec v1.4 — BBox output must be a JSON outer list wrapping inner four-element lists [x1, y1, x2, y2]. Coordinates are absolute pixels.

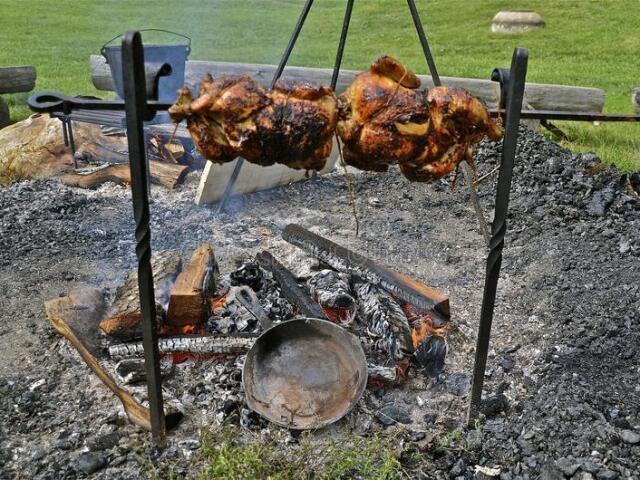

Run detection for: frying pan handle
[[236, 286, 273, 330]]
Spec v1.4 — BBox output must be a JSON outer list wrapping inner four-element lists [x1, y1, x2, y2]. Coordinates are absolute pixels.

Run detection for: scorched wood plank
[[166, 244, 218, 327], [100, 250, 182, 340]]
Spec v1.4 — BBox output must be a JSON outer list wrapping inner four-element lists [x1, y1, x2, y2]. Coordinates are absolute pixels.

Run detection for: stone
[[76, 452, 107, 475], [620, 429, 640, 444], [86, 432, 120, 451], [632, 88, 640, 113], [376, 404, 411, 425], [556, 457, 580, 476], [491, 11, 545, 33], [596, 469, 619, 480]]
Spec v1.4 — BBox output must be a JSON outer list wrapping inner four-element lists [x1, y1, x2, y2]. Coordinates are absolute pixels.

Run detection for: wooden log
[[0, 97, 9, 129], [90, 55, 606, 112], [0, 66, 36, 94], [0, 114, 128, 185], [100, 250, 182, 340], [59, 159, 188, 190], [353, 277, 414, 360], [282, 224, 450, 320], [44, 288, 182, 431], [166, 244, 218, 327]]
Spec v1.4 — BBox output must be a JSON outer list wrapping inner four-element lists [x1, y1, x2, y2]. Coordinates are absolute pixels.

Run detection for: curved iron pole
[[122, 31, 166, 445], [406, 0, 441, 86], [467, 48, 528, 427], [217, 0, 315, 214], [331, 0, 355, 90]]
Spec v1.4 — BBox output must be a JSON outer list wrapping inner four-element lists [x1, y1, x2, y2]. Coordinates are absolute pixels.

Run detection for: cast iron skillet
[[236, 286, 367, 430]]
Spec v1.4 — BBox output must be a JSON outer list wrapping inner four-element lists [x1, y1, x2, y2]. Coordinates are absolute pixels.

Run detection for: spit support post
[[122, 30, 166, 445], [467, 47, 528, 427]]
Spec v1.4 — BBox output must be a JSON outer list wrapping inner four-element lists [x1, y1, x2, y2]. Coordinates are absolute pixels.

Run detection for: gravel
[[0, 126, 638, 478]]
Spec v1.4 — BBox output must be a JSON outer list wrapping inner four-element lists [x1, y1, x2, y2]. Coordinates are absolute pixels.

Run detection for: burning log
[[44, 288, 182, 431], [108, 335, 255, 360], [409, 313, 449, 378], [166, 244, 218, 328], [352, 277, 414, 361], [282, 224, 450, 319], [308, 269, 356, 325], [256, 251, 326, 319], [100, 250, 182, 340]]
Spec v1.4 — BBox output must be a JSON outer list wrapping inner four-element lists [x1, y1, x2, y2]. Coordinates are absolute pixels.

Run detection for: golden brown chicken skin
[[168, 74, 269, 164], [400, 86, 503, 182], [253, 78, 338, 170], [336, 55, 431, 172]]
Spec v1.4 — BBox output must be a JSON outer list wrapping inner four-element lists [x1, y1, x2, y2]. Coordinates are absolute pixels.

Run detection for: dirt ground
[[0, 127, 638, 479]]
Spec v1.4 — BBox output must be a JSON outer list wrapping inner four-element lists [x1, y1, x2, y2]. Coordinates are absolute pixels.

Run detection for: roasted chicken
[[169, 74, 268, 164], [399, 86, 503, 182], [336, 55, 430, 172], [253, 79, 338, 170], [337, 56, 502, 182], [169, 75, 337, 171], [170, 56, 501, 182]]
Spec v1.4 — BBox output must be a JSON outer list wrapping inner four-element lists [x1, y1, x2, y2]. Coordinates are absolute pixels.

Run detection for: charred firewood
[[414, 335, 447, 378], [282, 224, 450, 319], [308, 269, 356, 326], [229, 261, 263, 291], [108, 335, 255, 360], [352, 277, 413, 361], [256, 251, 326, 319]]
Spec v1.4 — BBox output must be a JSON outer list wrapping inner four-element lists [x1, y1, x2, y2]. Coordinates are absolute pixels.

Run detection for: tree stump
[[492, 11, 545, 33]]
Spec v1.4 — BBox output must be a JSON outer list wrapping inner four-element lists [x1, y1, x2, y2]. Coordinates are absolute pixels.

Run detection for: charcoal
[[414, 335, 447, 378], [352, 277, 413, 361], [308, 269, 356, 325], [229, 262, 263, 291]]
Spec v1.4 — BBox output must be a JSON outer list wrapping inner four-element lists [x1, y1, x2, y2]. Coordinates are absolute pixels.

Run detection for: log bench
[[0, 66, 36, 128], [90, 55, 606, 113]]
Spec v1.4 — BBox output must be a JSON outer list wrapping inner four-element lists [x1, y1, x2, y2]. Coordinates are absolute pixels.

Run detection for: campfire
[[46, 224, 453, 431]]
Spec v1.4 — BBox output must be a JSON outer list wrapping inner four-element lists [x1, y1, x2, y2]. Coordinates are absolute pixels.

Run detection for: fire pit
[[31, 1, 529, 445]]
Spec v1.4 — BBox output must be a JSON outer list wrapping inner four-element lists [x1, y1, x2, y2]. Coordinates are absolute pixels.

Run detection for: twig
[[473, 164, 500, 187], [462, 161, 490, 245], [335, 134, 360, 236]]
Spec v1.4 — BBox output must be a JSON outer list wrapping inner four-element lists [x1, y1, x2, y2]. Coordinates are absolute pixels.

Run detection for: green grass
[[0, 0, 638, 170], [193, 426, 406, 480]]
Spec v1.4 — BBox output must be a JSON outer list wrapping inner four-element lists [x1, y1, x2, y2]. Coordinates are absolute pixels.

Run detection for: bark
[[0, 66, 36, 94], [166, 244, 218, 327], [0, 114, 125, 185], [100, 250, 182, 340]]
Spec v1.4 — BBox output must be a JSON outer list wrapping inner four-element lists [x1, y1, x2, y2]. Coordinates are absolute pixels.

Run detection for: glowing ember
[[410, 315, 449, 348]]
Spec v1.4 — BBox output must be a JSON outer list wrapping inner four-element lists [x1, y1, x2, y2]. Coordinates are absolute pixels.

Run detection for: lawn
[[0, 0, 638, 171]]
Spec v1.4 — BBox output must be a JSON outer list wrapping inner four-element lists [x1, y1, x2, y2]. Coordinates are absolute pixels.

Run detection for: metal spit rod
[[467, 48, 529, 427], [121, 31, 166, 445]]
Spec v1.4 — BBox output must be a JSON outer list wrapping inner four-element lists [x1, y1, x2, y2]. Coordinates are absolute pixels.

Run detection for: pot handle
[[101, 29, 192, 57], [235, 286, 274, 330]]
